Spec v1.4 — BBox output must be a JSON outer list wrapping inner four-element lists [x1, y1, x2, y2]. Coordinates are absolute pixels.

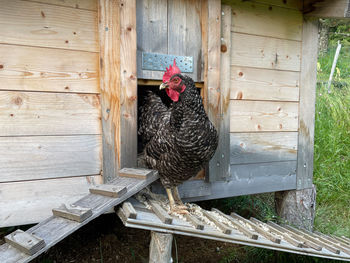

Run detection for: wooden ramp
[[117, 197, 350, 262], [0, 168, 159, 263]]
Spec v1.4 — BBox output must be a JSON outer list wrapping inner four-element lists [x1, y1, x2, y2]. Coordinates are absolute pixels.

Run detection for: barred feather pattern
[[138, 75, 218, 188]]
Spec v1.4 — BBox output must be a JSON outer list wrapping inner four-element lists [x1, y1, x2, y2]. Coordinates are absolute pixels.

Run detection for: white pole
[[327, 40, 342, 93]]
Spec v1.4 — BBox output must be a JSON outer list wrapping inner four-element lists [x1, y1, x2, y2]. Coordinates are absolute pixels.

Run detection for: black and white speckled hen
[[138, 60, 218, 213]]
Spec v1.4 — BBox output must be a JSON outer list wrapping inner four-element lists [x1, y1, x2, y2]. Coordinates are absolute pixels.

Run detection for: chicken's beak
[[160, 82, 168, 90]]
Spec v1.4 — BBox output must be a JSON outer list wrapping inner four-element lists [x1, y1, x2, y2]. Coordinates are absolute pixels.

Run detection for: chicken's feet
[[172, 187, 188, 210], [165, 188, 189, 214]]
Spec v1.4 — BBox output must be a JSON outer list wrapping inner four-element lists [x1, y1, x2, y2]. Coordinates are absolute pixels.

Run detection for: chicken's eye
[[174, 78, 180, 83]]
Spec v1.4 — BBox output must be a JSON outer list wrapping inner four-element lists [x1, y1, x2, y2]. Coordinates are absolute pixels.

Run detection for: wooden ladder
[[0, 168, 159, 263]]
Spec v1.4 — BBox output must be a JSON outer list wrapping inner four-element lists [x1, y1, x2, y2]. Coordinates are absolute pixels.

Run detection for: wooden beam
[[52, 204, 92, 223], [119, 0, 138, 169], [98, 0, 121, 182], [207, 0, 222, 181], [4, 230, 45, 256], [304, 0, 350, 18], [296, 17, 319, 189], [149, 231, 173, 263]]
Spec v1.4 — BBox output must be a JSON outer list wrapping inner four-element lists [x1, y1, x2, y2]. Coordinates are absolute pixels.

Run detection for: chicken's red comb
[[163, 59, 181, 82]]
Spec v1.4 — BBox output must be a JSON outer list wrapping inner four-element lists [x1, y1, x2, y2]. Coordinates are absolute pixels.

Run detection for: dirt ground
[[1, 213, 242, 263]]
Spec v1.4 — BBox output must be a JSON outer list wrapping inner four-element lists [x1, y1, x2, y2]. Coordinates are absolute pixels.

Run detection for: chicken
[[138, 60, 218, 213]]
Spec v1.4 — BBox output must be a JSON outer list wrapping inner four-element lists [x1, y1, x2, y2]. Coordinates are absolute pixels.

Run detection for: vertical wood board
[[136, 0, 168, 80], [296, 18, 319, 189], [0, 44, 99, 93], [23, 0, 98, 10], [230, 100, 299, 132], [120, 0, 138, 169], [231, 33, 301, 71], [304, 0, 350, 18], [230, 132, 298, 164], [0, 175, 103, 227], [168, 0, 203, 81], [98, 0, 121, 182], [0, 135, 101, 182], [209, 4, 231, 181], [230, 0, 302, 41], [0, 0, 98, 52], [0, 91, 101, 136], [230, 66, 299, 101]]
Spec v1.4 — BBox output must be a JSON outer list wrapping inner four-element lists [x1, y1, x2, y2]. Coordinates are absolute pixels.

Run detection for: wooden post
[[275, 185, 317, 231], [275, 17, 319, 231], [98, 0, 137, 182], [149, 231, 173, 263]]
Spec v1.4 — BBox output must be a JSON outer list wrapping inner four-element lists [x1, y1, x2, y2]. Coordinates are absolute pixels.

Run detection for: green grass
[[313, 46, 350, 237]]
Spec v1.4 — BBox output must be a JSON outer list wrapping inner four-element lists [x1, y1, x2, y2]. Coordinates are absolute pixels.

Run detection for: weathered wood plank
[[201, 209, 232, 234], [230, 66, 299, 101], [52, 204, 92, 222], [230, 100, 299, 132], [0, 175, 103, 227], [0, 135, 101, 182], [207, 0, 221, 181], [0, 91, 101, 136], [209, 4, 231, 181], [0, 44, 99, 93], [119, 168, 154, 179], [230, 0, 302, 41], [5, 230, 45, 256], [98, 0, 120, 182], [122, 202, 137, 219], [304, 0, 350, 18], [267, 221, 322, 251], [0, 0, 98, 51], [184, 214, 205, 230], [148, 199, 173, 224], [250, 217, 303, 247], [120, 0, 138, 169], [136, 0, 168, 80], [168, 0, 203, 81], [0, 172, 159, 262], [23, 0, 98, 10], [230, 132, 298, 164], [296, 18, 318, 189], [231, 33, 301, 71], [230, 212, 281, 243], [89, 185, 127, 198], [222, 0, 302, 10], [212, 208, 258, 239]]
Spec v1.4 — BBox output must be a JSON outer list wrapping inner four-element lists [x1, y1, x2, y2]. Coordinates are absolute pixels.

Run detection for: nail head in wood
[[184, 214, 204, 230], [89, 184, 127, 198], [52, 204, 92, 223], [5, 230, 45, 255], [119, 168, 154, 179]]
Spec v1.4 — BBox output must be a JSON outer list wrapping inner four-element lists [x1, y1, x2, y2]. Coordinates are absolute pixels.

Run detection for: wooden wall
[[0, 0, 102, 227], [228, 0, 302, 191]]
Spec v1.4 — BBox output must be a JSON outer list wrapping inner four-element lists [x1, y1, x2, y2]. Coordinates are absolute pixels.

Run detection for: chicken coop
[[1, 0, 349, 230]]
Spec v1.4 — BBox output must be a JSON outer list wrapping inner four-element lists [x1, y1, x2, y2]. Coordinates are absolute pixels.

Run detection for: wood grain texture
[[296, 18, 318, 189], [0, 91, 101, 136], [24, 0, 98, 10], [149, 231, 173, 263], [230, 66, 300, 101], [120, 0, 137, 169], [98, 0, 121, 182], [0, 44, 99, 93], [230, 100, 299, 132], [209, 4, 231, 181], [231, 33, 301, 71], [0, 135, 101, 183], [230, 0, 302, 41], [0, 0, 98, 51], [304, 0, 350, 18], [230, 132, 298, 164], [223, 0, 302, 10], [168, 0, 203, 81], [0, 175, 103, 227], [136, 0, 168, 80]]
